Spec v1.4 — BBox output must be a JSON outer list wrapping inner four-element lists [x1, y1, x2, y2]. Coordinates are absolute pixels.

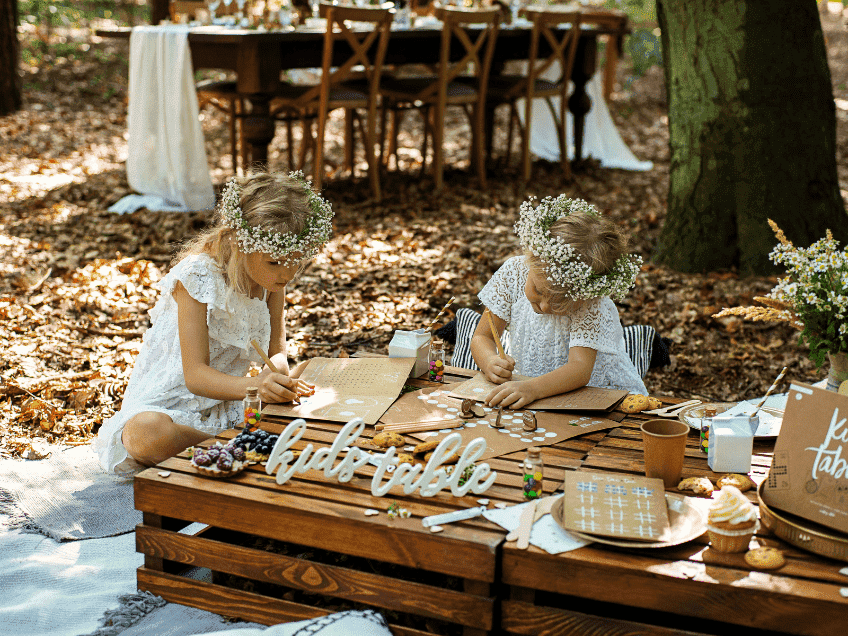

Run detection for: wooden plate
[[551, 493, 708, 549]]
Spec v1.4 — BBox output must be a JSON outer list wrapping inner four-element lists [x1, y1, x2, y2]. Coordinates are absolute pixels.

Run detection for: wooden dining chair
[[269, 2, 392, 200], [485, 7, 581, 182], [379, 7, 501, 191]]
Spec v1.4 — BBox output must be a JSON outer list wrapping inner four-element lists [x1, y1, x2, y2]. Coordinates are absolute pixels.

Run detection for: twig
[[63, 322, 144, 338], [27, 267, 53, 292]]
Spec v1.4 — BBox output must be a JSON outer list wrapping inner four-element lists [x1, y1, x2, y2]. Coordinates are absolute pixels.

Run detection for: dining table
[[98, 18, 618, 166], [131, 356, 848, 636]]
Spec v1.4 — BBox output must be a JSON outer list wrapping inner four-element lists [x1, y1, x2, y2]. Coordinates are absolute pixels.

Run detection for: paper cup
[[640, 419, 691, 488]]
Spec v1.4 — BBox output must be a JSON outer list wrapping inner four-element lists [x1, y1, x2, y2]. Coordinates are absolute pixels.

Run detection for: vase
[[826, 351, 848, 392]]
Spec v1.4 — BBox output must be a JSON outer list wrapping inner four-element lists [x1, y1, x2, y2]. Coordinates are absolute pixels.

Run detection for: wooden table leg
[[463, 579, 491, 636], [141, 512, 188, 575], [242, 95, 276, 167], [568, 36, 598, 164]]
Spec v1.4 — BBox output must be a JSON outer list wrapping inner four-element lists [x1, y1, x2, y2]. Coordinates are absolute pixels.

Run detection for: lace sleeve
[[569, 297, 622, 354], [478, 256, 526, 323]]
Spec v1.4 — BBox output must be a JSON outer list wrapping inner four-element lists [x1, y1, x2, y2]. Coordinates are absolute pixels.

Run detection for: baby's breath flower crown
[[220, 171, 333, 264], [514, 195, 642, 301]]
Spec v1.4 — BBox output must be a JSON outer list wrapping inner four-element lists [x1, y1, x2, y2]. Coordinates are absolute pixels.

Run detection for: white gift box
[[708, 415, 753, 473], [388, 329, 431, 378]]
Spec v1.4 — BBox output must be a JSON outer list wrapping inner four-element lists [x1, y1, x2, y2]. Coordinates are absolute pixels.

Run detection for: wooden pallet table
[[500, 412, 848, 636]]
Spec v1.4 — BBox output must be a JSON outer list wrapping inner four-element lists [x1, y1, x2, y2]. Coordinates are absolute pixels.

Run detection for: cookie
[[396, 453, 417, 465], [372, 432, 405, 448], [620, 394, 650, 413], [646, 396, 663, 410], [744, 547, 785, 570], [677, 477, 715, 496], [413, 439, 440, 455], [717, 474, 756, 492], [425, 451, 460, 464]]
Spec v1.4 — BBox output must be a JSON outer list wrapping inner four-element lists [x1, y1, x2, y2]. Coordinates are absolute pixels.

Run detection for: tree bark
[[0, 0, 22, 116], [655, 0, 848, 274]]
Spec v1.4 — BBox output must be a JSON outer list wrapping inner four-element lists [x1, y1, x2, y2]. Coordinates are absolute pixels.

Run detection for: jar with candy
[[243, 386, 261, 431], [700, 406, 717, 454], [428, 339, 445, 382], [522, 447, 543, 500]]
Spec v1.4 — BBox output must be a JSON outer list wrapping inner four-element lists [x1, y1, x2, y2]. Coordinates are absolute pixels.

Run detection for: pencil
[[250, 339, 300, 405], [486, 309, 507, 359], [378, 420, 465, 434]]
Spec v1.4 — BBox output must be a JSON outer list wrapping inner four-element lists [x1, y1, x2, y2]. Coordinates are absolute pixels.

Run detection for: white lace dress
[[94, 254, 271, 474], [478, 256, 647, 395]]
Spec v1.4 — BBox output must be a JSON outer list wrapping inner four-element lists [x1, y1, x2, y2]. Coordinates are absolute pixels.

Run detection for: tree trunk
[[655, 0, 848, 274], [0, 0, 22, 116]]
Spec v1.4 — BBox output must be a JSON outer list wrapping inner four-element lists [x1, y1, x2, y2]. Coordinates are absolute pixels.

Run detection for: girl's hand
[[485, 380, 538, 410], [257, 370, 305, 403], [482, 353, 515, 384]]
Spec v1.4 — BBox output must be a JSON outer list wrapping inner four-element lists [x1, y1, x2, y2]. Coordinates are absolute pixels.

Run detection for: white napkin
[[112, 25, 215, 213], [483, 496, 591, 554]]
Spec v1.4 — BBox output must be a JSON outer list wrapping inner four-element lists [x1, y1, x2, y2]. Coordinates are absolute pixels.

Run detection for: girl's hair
[[175, 171, 313, 295], [525, 210, 627, 314]]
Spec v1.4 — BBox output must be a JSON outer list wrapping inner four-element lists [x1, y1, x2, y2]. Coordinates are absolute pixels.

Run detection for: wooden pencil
[[250, 339, 280, 373], [486, 309, 507, 359], [377, 420, 465, 434]]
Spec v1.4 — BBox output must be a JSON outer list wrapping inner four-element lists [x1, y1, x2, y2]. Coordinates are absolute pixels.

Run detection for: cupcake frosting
[[709, 485, 757, 525]]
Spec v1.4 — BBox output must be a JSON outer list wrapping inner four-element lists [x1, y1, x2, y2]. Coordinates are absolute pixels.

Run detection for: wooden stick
[[753, 366, 787, 415], [250, 339, 280, 373], [377, 420, 465, 434], [486, 309, 507, 359], [425, 296, 456, 332], [375, 419, 452, 430]]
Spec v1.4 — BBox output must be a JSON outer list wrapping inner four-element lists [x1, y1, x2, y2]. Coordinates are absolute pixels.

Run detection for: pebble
[[477, 499, 490, 506], [841, 588, 848, 598], [157, 471, 171, 478], [840, 567, 848, 577], [430, 525, 444, 533], [494, 503, 508, 509], [364, 509, 380, 516]]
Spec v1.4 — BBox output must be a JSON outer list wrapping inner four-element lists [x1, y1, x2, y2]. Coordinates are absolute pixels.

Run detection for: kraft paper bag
[[762, 382, 848, 535]]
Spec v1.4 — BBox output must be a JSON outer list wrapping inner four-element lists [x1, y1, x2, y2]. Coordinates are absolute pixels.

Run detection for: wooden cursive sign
[[265, 418, 497, 497]]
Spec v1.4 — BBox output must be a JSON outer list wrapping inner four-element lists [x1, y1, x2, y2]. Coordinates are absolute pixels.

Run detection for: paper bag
[[762, 382, 848, 535]]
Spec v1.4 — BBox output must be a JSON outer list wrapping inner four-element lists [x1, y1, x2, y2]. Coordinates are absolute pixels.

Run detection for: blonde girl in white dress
[[471, 196, 647, 409], [95, 171, 333, 474]]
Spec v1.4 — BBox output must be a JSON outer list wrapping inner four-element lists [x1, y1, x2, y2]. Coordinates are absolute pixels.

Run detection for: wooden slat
[[134, 471, 499, 582], [501, 547, 848, 636], [137, 568, 435, 636], [136, 525, 493, 629], [501, 599, 712, 636]]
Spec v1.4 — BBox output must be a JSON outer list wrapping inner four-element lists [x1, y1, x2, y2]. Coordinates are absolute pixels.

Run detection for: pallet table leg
[[141, 512, 189, 574], [463, 580, 492, 636], [509, 585, 535, 604]]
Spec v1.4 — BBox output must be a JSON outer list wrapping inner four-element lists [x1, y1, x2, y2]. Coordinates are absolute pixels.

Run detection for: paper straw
[[378, 420, 465, 434], [486, 310, 507, 359], [425, 296, 456, 332], [753, 366, 788, 414], [250, 339, 280, 373]]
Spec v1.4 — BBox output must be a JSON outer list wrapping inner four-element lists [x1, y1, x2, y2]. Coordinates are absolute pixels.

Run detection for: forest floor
[[1, 10, 847, 459]]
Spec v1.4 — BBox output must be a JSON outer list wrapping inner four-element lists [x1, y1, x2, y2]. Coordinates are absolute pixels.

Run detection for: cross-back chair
[[379, 7, 501, 191], [486, 7, 581, 182], [269, 2, 392, 199]]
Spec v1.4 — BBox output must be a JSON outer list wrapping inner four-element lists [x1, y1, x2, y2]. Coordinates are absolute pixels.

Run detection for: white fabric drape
[[516, 66, 653, 172], [110, 25, 215, 213]]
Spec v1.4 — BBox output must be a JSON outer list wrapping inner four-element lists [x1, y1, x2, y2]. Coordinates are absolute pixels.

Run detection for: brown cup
[[640, 419, 690, 489]]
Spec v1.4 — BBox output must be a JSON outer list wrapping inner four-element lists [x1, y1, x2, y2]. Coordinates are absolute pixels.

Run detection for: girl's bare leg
[[121, 412, 212, 467]]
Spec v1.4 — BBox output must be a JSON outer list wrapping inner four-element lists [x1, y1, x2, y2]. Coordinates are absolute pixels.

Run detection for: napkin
[[483, 497, 591, 554]]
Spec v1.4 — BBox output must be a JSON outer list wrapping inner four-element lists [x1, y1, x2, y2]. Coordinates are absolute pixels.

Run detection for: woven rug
[[0, 444, 141, 541]]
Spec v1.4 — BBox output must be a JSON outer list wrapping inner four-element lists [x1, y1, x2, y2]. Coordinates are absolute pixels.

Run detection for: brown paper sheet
[[448, 371, 628, 411], [380, 386, 621, 461], [561, 471, 670, 541], [262, 357, 415, 425]]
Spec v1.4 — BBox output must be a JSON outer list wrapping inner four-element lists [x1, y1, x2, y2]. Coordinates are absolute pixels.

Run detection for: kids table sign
[[762, 382, 848, 535]]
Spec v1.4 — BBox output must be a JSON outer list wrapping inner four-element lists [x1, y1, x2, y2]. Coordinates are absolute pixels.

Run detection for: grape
[[193, 451, 212, 467]]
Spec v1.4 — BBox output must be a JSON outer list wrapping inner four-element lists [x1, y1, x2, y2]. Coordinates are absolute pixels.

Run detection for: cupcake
[[707, 485, 759, 553]]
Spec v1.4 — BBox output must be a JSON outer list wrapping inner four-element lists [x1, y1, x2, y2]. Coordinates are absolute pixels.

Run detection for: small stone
[[364, 509, 380, 516], [430, 525, 444, 533], [477, 499, 490, 506], [494, 502, 508, 509], [839, 567, 848, 577], [841, 588, 848, 598], [158, 471, 171, 478]]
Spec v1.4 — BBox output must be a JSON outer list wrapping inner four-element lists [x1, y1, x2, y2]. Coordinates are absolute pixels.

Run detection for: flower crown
[[514, 195, 642, 302], [220, 171, 334, 265]]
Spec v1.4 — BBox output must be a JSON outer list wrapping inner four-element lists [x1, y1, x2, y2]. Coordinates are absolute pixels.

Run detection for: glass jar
[[700, 407, 717, 454], [243, 386, 262, 431], [428, 339, 445, 383], [522, 447, 543, 500]]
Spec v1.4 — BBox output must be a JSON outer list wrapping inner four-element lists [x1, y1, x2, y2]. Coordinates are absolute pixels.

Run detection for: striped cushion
[[450, 309, 658, 379]]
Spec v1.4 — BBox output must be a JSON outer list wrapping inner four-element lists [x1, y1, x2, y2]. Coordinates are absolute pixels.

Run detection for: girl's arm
[[267, 290, 291, 374], [470, 308, 515, 384], [175, 282, 300, 403], [485, 346, 597, 409]]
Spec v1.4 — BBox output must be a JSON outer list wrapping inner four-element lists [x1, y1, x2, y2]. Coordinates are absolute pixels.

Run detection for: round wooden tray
[[757, 480, 848, 563]]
